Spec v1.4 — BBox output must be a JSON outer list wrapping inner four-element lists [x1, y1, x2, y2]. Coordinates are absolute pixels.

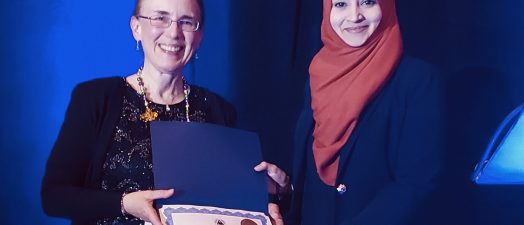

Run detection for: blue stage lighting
[[472, 104, 524, 184]]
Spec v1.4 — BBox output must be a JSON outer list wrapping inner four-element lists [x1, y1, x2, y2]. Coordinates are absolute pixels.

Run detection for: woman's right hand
[[122, 189, 174, 225]]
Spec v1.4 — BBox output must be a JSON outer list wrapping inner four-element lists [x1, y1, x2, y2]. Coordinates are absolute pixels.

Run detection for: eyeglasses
[[136, 15, 200, 32]]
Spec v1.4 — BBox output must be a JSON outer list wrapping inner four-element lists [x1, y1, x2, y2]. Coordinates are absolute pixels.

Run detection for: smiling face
[[131, 0, 203, 74], [330, 0, 382, 47]]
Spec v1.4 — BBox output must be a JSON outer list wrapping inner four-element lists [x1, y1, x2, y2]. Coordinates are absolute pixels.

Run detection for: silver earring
[[136, 40, 141, 51], [194, 51, 199, 60]]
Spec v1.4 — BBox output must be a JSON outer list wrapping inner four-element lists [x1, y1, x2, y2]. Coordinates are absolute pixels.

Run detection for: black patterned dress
[[95, 83, 207, 225]]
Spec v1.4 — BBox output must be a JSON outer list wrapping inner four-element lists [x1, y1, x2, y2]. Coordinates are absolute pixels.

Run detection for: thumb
[[268, 203, 282, 218], [145, 209, 164, 225], [254, 161, 268, 172], [150, 189, 175, 200]]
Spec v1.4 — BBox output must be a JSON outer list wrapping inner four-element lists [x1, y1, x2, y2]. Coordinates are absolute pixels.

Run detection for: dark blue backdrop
[[397, 1, 524, 224], [1, 0, 523, 224]]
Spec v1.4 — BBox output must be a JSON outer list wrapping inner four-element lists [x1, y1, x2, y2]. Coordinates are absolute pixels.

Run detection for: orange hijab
[[309, 0, 403, 186]]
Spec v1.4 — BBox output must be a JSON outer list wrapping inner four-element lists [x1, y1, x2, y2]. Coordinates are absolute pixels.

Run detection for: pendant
[[140, 106, 158, 122]]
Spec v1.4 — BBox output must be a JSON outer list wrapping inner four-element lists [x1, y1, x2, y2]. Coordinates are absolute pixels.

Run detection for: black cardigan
[[41, 77, 236, 224]]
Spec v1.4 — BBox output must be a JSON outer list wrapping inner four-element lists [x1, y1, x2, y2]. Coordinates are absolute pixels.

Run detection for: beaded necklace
[[136, 67, 190, 122]]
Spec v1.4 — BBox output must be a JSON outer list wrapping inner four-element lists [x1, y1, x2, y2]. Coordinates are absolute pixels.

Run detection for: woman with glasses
[[287, 0, 443, 224], [40, 0, 283, 224]]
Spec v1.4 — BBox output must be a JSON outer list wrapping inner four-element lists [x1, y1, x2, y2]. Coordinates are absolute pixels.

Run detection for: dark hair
[[133, 0, 205, 29]]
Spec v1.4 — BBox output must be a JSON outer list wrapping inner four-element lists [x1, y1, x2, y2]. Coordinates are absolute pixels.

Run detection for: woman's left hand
[[254, 161, 289, 193], [268, 203, 284, 225], [254, 161, 289, 225]]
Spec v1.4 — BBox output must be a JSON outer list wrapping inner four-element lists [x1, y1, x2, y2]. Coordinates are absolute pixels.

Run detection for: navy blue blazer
[[290, 56, 443, 225]]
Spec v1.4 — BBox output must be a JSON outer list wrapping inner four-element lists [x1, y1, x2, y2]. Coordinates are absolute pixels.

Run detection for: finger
[[149, 189, 175, 200], [144, 207, 163, 225], [255, 162, 282, 178], [257, 162, 281, 178], [268, 203, 282, 219], [268, 203, 280, 212], [266, 166, 287, 186], [148, 215, 163, 225], [254, 161, 268, 171], [265, 163, 284, 179], [268, 203, 284, 225], [269, 209, 282, 219], [265, 163, 280, 176]]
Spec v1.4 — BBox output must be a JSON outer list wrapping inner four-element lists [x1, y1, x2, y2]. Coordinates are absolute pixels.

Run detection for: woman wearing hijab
[[289, 0, 442, 224]]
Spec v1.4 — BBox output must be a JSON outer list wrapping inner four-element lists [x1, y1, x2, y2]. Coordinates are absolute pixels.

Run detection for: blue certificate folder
[[150, 121, 268, 213], [472, 104, 524, 184]]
